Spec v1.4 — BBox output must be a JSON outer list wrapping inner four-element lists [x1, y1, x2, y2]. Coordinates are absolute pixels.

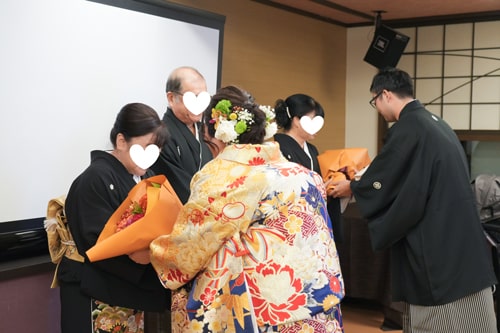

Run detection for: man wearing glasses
[[333, 67, 497, 333], [151, 66, 213, 204]]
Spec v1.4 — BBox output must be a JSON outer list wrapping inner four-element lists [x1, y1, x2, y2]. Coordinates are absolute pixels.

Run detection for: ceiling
[[253, 0, 500, 27]]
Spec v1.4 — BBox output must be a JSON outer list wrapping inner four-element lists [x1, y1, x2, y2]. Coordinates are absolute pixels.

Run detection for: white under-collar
[[303, 143, 313, 170]]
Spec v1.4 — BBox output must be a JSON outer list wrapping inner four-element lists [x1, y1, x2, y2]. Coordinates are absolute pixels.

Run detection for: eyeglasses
[[369, 91, 383, 109]]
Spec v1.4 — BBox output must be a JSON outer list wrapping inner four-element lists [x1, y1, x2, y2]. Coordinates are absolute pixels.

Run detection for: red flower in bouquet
[[115, 182, 161, 232], [116, 195, 147, 232]]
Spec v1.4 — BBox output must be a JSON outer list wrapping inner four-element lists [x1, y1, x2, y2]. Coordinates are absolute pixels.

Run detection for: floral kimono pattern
[[151, 142, 344, 332], [91, 300, 144, 333]]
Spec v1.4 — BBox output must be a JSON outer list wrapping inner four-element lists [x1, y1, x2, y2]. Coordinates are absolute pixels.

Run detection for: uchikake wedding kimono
[[151, 142, 345, 333]]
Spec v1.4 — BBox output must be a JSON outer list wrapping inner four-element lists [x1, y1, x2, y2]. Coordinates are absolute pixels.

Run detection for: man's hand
[[331, 179, 352, 198], [324, 177, 335, 197]]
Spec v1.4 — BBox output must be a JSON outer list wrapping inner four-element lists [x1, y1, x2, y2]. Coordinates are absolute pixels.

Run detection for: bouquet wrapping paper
[[318, 148, 371, 213], [86, 174, 182, 262], [318, 148, 371, 183]]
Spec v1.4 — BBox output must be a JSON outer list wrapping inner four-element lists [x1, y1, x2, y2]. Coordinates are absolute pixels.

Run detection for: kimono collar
[[217, 141, 286, 165], [399, 99, 422, 118]]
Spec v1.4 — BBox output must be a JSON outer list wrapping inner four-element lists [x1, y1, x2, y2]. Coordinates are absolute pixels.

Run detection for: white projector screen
[[0, 0, 224, 223]]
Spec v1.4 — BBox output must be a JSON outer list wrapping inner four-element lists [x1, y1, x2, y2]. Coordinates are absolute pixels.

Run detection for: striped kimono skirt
[[402, 287, 497, 333]]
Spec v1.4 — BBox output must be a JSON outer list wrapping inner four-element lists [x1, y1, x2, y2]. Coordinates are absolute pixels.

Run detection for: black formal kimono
[[58, 151, 169, 333], [274, 133, 343, 242], [151, 109, 213, 203], [350, 100, 496, 306]]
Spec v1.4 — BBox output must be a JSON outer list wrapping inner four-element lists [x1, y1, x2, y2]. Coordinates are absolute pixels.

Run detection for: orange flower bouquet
[[86, 175, 182, 262]]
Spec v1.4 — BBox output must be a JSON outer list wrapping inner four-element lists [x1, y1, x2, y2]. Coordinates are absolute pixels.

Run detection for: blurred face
[[167, 75, 208, 125], [115, 133, 158, 176], [296, 111, 321, 141]]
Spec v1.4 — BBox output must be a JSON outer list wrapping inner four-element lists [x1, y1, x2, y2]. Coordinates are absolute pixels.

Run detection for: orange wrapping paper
[[86, 175, 182, 262], [318, 148, 371, 186]]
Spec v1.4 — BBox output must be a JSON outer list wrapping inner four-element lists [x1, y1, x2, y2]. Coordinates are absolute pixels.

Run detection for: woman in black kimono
[[274, 94, 343, 242], [58, 103, 170, 333]]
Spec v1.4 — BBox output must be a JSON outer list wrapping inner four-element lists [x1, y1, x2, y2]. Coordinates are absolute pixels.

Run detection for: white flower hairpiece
[[210, 99, 277, 144], [259, 104, 278, 140]]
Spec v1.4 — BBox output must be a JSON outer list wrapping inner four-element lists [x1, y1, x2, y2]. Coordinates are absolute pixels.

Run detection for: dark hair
[[370, 67, 414, 98], [110, 103, 169, 148], [274, 94, 325, 130], [165, 66, 204, 93], [203, 85, 266, 144]]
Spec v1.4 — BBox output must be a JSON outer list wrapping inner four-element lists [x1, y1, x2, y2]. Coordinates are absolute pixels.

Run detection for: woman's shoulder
[[66, 153, 132, 212], [69, 151, 125, 191], [274, 133, 300, 155], [274, 133, 294, 145], [83, 150, 119, 177]]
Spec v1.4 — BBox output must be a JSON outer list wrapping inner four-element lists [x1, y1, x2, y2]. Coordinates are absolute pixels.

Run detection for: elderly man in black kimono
[[151, 66, 213, 204], [333, 68, 497, 333], [149, 66, 213, 330]]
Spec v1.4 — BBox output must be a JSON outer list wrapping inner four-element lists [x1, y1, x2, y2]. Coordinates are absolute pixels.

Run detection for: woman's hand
[[128, 248, 151, 265]]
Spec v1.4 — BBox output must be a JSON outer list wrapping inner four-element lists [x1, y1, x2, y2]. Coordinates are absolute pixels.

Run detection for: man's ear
[[382, 89, 391, 102], [166, 91, 176, 105]]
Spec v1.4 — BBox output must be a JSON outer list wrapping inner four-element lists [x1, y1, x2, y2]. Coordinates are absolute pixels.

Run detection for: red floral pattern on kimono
[[151, 142, 344, 332]]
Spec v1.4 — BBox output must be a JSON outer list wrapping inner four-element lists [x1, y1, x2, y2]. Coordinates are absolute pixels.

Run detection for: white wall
[[0, 0, 221, 222]]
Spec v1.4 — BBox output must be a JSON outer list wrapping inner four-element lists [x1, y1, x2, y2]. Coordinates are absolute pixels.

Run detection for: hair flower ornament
[[210, 99, 277, 144], [210, 99, 254, 144], [259, 104, 278, 140]]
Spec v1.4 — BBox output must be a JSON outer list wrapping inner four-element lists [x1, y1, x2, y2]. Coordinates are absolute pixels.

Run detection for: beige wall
[[346, 23, 500, 160], [346, 27, 379, 159], [165, 2, 500, 162], [167, 0, 347, 152]]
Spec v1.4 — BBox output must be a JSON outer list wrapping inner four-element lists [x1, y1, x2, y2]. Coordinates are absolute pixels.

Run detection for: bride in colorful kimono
[[150, 85, 345, 332]]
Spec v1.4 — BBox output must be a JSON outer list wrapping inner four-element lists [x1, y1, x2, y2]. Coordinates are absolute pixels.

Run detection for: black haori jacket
[[59, 151, 169, 311], [151, 108, 213, 204], [351, 100, 497, 306]]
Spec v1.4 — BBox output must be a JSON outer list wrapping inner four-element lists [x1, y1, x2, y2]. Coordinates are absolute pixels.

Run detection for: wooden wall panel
[[166, 0, 347, 152]]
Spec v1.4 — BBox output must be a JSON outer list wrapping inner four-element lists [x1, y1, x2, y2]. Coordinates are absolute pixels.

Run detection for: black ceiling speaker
[[364, 24, 410, 69]]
